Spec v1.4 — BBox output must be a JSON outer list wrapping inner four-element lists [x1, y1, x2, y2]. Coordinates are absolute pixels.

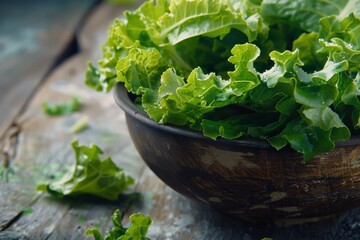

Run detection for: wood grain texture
[[0, 0, 97, 137], [1, 1, 360, 240], [0, 2, 147, 238], [0, 53, 144, 238]]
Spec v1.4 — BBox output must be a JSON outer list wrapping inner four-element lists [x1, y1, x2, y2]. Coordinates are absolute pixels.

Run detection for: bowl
[[114, 83, 360, 224]]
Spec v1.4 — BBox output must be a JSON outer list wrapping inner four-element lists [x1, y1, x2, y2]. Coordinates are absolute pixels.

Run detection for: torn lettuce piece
[[37, 141, 134, 200], [85, 209, 152, 240], [42, 97, 81, 116], [70, 117, 89, 133]]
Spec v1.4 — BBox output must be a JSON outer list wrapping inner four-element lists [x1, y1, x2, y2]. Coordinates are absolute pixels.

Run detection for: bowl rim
[[113, 83, 360, 149]]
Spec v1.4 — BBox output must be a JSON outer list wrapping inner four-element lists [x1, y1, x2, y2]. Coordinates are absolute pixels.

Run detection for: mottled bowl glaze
[[114, 83, 360, 224]]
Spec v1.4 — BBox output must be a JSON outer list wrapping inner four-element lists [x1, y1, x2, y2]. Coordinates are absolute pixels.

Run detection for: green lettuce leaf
[[202, 111, 279, 140], [318, 38, 360, 72], [154, 0, 264, 45], [86, 0, 268, 91], [291, 9, 360, 74], [269, 117, 336, 161], [42, 97, 81, 116], [85, 209, 152, 240], [260, 0, 359, 32], [86, 0, 360, 160], [116, 47, 167, 95], [37, 141, 134, 200]]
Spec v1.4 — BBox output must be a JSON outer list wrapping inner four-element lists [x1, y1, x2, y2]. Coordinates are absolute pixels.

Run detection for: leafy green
[[86, 0, 360, 160], [42, 97, 81, 116], [260, 0, 355, 32], [85, 209, 152, 240], [37, 141, 134, 200], [21, 207, 33, 217], [70, 117, 89, 133]]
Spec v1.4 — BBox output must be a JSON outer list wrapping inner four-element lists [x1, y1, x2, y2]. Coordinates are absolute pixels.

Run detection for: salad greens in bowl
[[86, 0, 360, 222]]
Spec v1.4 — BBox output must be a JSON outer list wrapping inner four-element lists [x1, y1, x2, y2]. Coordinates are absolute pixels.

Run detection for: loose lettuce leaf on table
[[70, 117, 89, 133], [37, 141, 134, 200], [42, 97, 81, 116], [85, 209, 152, 240]]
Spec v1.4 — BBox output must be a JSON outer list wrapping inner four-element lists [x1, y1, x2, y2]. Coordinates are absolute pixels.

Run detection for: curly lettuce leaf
[[85, 16, 145, 92], [116, 47, 167, 95], [260, 0, 359, 32], [202, 111, 279, 140], [86, 0, 360, 160], [115, 43, 261, 127], [293, 10, 360, 71], [37, 141, 134, 200], [85, 209, 152, 240], [268, 117, 335, 161], [86, 0, 268, 91], [318, 38, 360, 72], [155, 0, 264, 45]]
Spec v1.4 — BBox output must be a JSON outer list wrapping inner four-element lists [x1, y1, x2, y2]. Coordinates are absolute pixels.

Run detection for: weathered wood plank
[[1, 52, 145, 236], [0, 2, 145, 238], [0, 0, 97, 137], [0, 0, 99, 230]]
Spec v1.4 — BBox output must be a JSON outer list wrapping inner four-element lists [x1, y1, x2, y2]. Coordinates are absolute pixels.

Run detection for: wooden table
[[1, 1, 360, 239]]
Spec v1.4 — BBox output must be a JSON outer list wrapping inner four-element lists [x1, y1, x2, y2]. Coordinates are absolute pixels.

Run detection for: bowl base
[[235, 212, 341, 227]]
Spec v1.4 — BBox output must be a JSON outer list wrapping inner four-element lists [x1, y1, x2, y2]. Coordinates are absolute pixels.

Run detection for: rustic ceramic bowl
[[114, 83, 360, 224]]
